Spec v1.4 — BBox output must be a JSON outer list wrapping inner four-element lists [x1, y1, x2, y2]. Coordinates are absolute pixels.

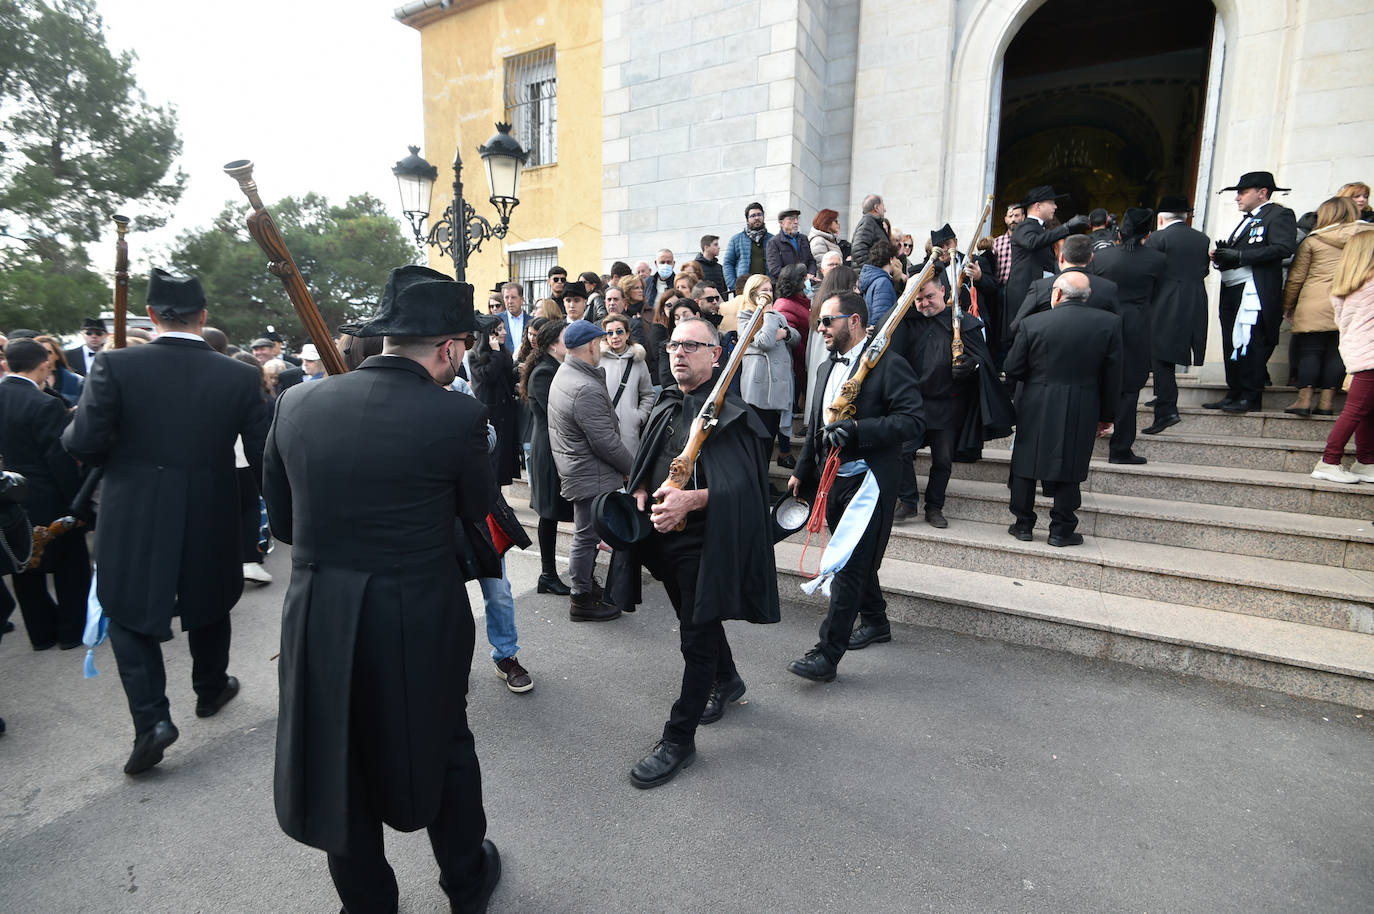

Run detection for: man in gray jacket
[[548, 320, 635, 621]]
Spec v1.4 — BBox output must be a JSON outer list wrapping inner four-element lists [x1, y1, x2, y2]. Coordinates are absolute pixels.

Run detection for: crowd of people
[[1, 169, 1373, 912]]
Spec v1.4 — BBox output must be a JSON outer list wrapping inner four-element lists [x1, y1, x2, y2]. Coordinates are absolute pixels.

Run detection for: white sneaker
[[1311, 460, 1363, 484], [243, 562, 273, 584], [1350, 461, 1374, 482]]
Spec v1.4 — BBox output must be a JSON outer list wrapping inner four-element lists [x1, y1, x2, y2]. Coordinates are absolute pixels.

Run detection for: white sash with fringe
[[801, 458, 879, 597]]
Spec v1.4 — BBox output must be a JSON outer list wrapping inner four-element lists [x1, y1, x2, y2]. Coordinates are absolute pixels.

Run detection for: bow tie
[[830, 353, 849, 365]]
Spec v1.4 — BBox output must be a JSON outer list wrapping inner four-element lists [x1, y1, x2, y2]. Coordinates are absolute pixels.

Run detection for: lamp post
[[392, 122, 529, 282]]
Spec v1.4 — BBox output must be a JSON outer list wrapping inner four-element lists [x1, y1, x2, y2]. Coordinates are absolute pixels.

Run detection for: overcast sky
[[96, 0, 425, 268]]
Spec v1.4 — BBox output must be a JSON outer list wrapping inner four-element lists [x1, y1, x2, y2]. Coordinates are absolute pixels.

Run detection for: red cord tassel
[[799, 446, 841, 575]]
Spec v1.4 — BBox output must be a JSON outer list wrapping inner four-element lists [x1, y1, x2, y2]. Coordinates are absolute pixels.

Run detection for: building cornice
[[393, 0, 492, 30]]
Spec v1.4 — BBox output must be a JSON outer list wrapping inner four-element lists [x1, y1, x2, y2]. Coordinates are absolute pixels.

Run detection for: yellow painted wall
[[405, 0, 602, 294]]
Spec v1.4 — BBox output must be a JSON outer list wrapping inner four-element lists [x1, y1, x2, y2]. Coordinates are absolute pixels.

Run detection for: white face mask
[[657, 263, 673, 279]]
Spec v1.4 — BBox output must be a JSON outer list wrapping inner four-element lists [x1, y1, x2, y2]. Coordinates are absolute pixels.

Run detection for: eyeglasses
[[665, 340, 714, 354], [438, 334, 476, 350], [605, 328, 627, 336], [817, 314, 854, 328]]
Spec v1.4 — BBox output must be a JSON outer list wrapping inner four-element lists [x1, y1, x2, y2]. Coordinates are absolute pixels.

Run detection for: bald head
[[1051, 271, 1091, 307]]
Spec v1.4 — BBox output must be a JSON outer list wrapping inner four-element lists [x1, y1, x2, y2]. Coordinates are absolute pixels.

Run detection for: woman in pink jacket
[[1312, 232, 1374, 483]]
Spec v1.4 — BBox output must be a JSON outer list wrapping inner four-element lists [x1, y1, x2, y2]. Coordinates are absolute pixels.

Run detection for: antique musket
[[223, 160, 347, 376], [111, 214, 130, 348], [950, 194, 996, 361], [656, 295, 774, 530], [26, 455, 103, 571]]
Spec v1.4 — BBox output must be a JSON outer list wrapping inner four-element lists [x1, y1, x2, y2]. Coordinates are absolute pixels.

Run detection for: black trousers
[[1219, 285, 1276, 403], [897, 426, 957, 509], [107, 614, 231, 735], [1009, 475, 1081, 538], [1110, 387, 1142, 458], [817, 471, 894, 665], [1151, 360, 1179, 419], [326, 725, 487, 914], [642, 524, 737, 745], [1292, 331, 1345, 390], [13, 530, 90, 648], [236, 467, 264, 565]]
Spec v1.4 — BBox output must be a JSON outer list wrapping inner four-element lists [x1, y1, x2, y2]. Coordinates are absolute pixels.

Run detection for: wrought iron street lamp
[[392, 122, 529, 281]]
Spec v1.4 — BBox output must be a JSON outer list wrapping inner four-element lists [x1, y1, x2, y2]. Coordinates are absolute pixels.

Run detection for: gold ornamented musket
[[656, 293, 774, 530], [825, 255, 942, 426], [111, 214, 129, 349], [951, 194, 995, 361], [223, 160, 348, 376]]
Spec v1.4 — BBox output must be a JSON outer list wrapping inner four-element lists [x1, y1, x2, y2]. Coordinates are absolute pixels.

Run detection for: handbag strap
[[611, 364, 633, 408]]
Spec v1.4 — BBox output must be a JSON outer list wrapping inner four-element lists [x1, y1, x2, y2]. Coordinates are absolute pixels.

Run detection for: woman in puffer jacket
[[1312, 232, 1374, 483], [598, 313, 655, 454]]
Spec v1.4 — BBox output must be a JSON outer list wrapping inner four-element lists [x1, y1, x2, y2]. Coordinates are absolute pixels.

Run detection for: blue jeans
[[479, 558, 519, 661]]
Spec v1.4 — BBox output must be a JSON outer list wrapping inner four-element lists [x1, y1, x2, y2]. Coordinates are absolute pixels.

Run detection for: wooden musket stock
[[951, 195, 995, 363], [111, 214, 129, 349], [223, 160, 348, 376]]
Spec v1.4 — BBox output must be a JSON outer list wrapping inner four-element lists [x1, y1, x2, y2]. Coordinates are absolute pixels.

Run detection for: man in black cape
[[892, 274, 1013, 527], [623, 315, 779, 789], [263, 265, 501, 913]]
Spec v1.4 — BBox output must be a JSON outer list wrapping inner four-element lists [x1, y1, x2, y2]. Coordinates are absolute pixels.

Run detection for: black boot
[[537, 573, 571, 595]]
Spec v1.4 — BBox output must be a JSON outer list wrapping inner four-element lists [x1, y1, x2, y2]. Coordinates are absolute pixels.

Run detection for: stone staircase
[[504, 378, 1374, 710]]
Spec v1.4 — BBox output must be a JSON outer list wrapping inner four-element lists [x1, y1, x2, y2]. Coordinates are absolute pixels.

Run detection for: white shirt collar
[[1159, 217, 1184, 230], [1029, 215, 1045, 226], [159, 331, 204, 341], [6, 374, 40, 389]]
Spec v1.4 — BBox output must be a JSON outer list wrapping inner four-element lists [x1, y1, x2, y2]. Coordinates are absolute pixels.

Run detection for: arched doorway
[[995, 0, 1217, 220]]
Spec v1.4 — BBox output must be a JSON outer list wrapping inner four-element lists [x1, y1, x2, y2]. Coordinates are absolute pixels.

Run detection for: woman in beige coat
[[1282, 196, 1374, 415]]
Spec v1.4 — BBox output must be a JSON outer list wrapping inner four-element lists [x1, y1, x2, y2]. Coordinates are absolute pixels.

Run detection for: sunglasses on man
[[701, 294, 721, 303], [817, 314, 856, 328]]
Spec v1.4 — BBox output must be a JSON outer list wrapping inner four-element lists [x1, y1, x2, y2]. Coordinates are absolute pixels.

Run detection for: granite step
[[1142, 377, 1347, 412], [1091, 430, 1326, 473], [832, 513, 1374, 634], [908, 449, 1374, 519], [772, 542, 1374, 711], [920, 476, 1374, 571], [1134, 404, 1337, 442]]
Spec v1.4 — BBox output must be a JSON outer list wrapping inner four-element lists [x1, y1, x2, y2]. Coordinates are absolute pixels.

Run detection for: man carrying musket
[[263, 266, 500, 913], [623, 315, 780, 789], [787, 291, 923, 681]]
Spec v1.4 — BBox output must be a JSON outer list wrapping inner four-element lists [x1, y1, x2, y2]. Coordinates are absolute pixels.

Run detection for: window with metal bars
[[504, 46, 557, 167], [511, 247, 559, 303]]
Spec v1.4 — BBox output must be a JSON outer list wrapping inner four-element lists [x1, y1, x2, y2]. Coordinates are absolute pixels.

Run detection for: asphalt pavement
[[1, 543, 1371, 913]]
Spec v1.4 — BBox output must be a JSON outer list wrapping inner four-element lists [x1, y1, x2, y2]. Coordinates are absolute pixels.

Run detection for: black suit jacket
[[1147, 221, 1211, 365], [62, 337, 270, 634], [795, 347, 924, 494], [64, 345, 96, 377], [1218, 202, 1298, 340], [1005, 219, 1071, 339], [1010, 266, 1120, 341], [0, 376, 80, 524]]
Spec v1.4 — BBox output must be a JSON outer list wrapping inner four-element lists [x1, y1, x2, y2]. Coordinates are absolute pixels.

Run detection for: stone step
[[1142, 377, 1348, 412], [1091, 430, 1325, 473], [908, 449, 1374, 520], [773, 542, 1374, 711], [1134, 405, 1336, 442], [818, 513, 1374, 634], [922, 476, 1374, 571]]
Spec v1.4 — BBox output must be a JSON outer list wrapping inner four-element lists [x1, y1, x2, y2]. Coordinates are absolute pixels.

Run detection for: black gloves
[[951, 354, 975, 381], [1064, 214, 1090, 233], [821, 419, 857, 450], [1212, 246, 1242, 270]]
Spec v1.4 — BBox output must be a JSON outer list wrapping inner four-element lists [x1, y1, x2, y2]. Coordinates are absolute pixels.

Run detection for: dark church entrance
[[995, 0, 1216, 221]]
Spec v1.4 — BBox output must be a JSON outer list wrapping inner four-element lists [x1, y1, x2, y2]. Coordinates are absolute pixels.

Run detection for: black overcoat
[[621, 383, 780, 625], [1004, 219, 1070, 343], [263, 355, 492, 856], [1091, 244, 1166, 390], [795, 347, 924, 496], [526, 354, 573, 522], [1004, 303, 1123, 482], [62, 338, 269, 635], [0, 376, 79, 526], [1220, 201, 1298, 343], [1146, 221, 1211, 366], [1009, 267, 1120, 342], [470, 347, 519, 485]]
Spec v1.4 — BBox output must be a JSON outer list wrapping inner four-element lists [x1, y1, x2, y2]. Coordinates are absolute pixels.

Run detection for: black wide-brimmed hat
[[592, 490, 651, 551], [146, 268, 206, 318], [771, 493, 811, 543], [338, 265, 475, 338], [81, 318, 107, 332], [1219, 171, 1290, 193], [1156, 194, 1192, 215], [1022, 185, 1070, 208], [1119, 207, 1155, 238], [930, 223, 957, 246]]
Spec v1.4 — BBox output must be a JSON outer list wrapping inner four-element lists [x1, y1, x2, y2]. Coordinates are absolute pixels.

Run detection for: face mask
[[657, 263, 673, 279]]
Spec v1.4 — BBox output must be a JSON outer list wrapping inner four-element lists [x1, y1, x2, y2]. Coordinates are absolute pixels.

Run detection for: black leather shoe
[[1221, 399, 1257, 413], [1007, 523, 1033, 542], [1141, 414, 1180, 435], [440, 839, 501, 914], [2, 620, 13, 634], [1143, 397, 1158, 407], [1109, 453, 1147, 465], [699, 675, 746, 725], [630, 739, 696, 789], [893, 501, 919, 522], [924, 507, 948, 528], [1202, 397, 1237, 410], [124, 720, 179, 775], [776, 453, 796, 469], [570, 593, 621, 622], [1047, 532, 1085, 547], [196, 676, 240, 718], [537, 573, 571, 596], [788, 649, 837, 682], [848, 621, 892, 650]]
